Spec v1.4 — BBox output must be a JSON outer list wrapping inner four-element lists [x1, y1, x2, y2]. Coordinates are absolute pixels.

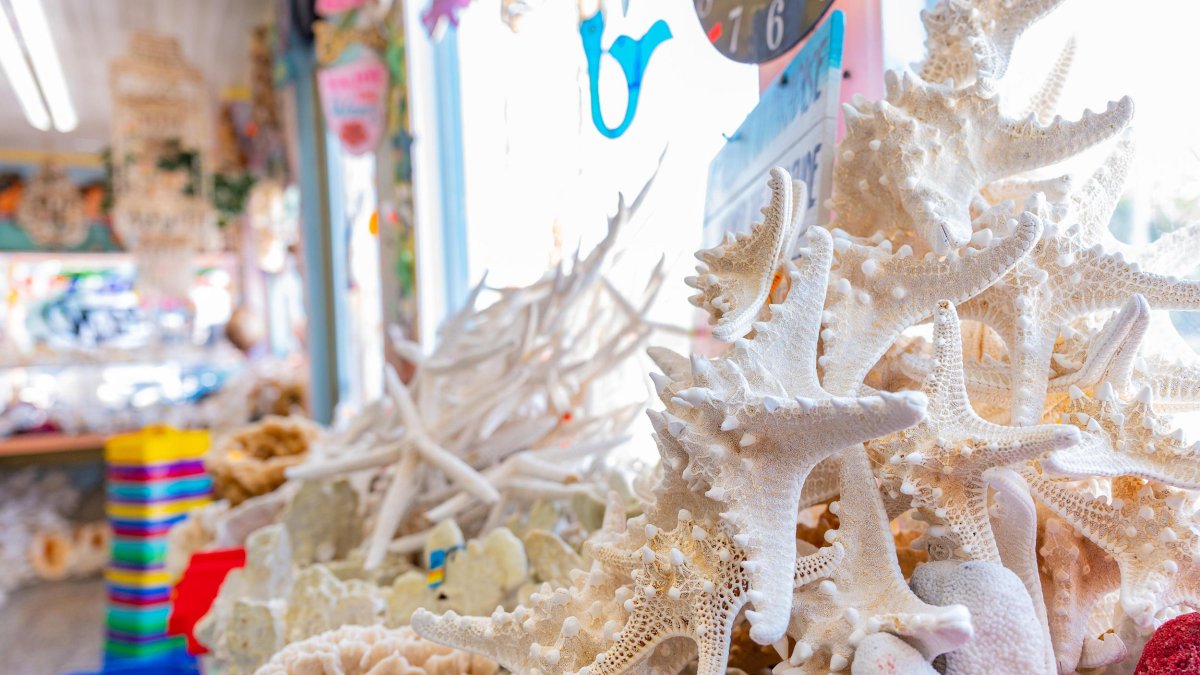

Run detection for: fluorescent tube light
[[0, 5, 50, 131], [11, 0, 77, 132]]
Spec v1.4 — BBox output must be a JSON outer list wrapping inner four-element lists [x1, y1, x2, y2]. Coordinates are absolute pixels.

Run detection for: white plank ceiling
[[0, 0, 271, 155]]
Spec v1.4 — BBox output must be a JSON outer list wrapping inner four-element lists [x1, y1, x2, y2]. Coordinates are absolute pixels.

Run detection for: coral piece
[[256, 624, 497, 675], [910, 560, 1048, 674], [290, 179, 664, 568], [388, 525, 529, 623], [1134, 612, 1200, 675], [280, 479, 361, 565], [870, 300, 1079, 563], [524, 529, 585, 588], [850, 632, 938, 675], [207, 416, 320, 505]]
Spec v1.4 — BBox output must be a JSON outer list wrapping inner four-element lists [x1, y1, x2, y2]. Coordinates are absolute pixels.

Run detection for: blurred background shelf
[[0, 432, 109, 458]]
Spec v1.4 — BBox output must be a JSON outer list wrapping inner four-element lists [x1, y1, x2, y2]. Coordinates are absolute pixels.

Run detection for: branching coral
[[290, 178, 666, 568]]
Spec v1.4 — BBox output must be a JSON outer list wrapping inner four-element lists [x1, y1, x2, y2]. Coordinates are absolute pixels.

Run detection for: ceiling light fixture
[[0, 5, 50, 131], [10, 0, 77, 132]]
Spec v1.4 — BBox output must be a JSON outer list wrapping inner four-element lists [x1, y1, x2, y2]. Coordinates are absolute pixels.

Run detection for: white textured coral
[[255, 625, 498, 675]]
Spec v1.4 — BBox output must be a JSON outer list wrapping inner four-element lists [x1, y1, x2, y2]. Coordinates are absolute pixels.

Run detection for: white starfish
[[820, 213, 1042, 396], [833, 66, 1131, 253], [871, 301, 1080, 563], [1024, 472, 1200, 628], [784, 448, 974, 673], [651, 223, 929, 645]]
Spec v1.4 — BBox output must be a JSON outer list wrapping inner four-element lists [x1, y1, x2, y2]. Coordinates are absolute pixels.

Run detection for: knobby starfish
[[919, 0, 1065, 92], [784, 449, 974, 673], [871, 301, 1080, 563], [833, 66, 1131, 253], [1024, 471, 1200, 628], [960, 145, 1200, 424], [651, 221, 929, 645], [1037, 515, 1125, 674], [819, 214, 1042, 396]]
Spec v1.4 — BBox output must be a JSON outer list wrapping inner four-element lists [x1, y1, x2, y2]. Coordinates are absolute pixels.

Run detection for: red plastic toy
[[166, 548, 246, 654]]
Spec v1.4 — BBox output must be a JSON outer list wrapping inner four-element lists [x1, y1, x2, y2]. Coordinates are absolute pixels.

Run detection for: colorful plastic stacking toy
[[103, 426, 211, 664]]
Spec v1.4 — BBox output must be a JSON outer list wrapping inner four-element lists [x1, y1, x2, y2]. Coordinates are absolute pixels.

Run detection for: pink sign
[[316, 0, 369, 16], [317, 48, 389, 155]]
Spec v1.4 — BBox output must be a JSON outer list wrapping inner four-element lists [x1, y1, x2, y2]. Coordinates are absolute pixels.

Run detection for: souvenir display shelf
[[0, 249, 243, 458]]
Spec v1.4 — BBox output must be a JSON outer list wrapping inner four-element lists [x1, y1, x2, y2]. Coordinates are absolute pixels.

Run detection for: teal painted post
[[431, 30, 469, 315], [290, 43, 347, 425]]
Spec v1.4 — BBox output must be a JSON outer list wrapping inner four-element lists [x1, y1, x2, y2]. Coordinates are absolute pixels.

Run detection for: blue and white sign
[[703, 9, 843, 246]]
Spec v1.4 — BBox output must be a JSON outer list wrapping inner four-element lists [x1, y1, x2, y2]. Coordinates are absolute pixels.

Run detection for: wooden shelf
[[0, 432, 109, 458]]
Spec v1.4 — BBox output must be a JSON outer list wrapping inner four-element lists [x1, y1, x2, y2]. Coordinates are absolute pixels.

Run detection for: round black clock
[[693, 0, 835, 64]]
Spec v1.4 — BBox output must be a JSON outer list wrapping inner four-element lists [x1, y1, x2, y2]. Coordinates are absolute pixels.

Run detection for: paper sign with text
[[703, 10, 844, 248]]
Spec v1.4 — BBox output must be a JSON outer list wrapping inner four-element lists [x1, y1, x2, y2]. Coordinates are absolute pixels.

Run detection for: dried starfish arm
[[1037, 516, 1123, 674], [385, 365, 501, 506], [986, 97, 1134, 179], [365, 449, 421, 569], [982, 174, 1073, 207], [1137, 222, 1200, 276], [1020, 36, 1076, 123], [821, 213, 1042, 395], [286, 440, 405, 481], [1044, 384, 1200, 490], [1044, 294, 1148, 394], [686, 168, 804, 341], [1025, 471, 1200, 628], [1145, 357, 1200, 412]]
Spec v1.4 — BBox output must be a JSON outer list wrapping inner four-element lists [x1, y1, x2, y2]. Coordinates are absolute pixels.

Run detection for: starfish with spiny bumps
[[833, 62, 1132, 254], [581, 513, 762, 675], [783, 448, 975, 673], [902, 293, 1200, 417], [651, 217, 929, 646], [870, 300, 1080, 563], [818, 213, 1042, 396], [959, 138, 1200, 424], [1024, 470, 1200, 629]]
